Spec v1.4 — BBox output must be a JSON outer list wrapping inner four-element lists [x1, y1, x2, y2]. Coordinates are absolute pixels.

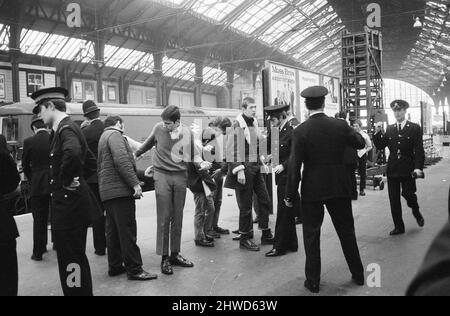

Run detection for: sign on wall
[[0, 74, 5, 99], [267, 63, 298, 116], [322, 75, 340, 117], [298, 70, 320, 122]]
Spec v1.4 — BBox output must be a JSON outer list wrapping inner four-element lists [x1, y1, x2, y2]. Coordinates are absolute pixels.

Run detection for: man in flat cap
[[22, 115, 51, 261], [32, 87, 100, 296], [285, 86, 366, 294], [373, 100, 425, 236], [81, 100, 106, 257], [264, 104, 299, 258]]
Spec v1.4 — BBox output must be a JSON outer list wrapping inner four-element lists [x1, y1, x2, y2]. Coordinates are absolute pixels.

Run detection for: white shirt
[[309, 111, 324, 118], [396, 119, 407, 131], [52, 113, 69, 132], [358, 130, 373, 158]]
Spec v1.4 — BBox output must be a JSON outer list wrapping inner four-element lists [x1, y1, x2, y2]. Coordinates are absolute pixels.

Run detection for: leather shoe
[[390, 228, 405, 236], [233, 233, 253, 241], [207, 231, 221, 239], [127, 270, 158, 281], [413, 211, 425, 228], [214, 227, 230, 235], [161, 259, 174, 275], [170, 255, 194, 268], [265, 249, 286, 257], [304, 280, 320, 294], [205, 235, 214, 243], [195, 239, 215, 248], [31, 254, 43, 262], [261, 230, 275, 245], [232, 229, 240, 235], [352, 275, 365, 286], [240, 239, 260, 252], [360, 191, 366, 197], [109, 266, 127, 277]]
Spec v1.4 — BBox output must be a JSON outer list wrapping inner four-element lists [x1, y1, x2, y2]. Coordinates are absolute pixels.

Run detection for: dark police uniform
[[265, 105, 299, 256], [285, 86, 365, 290], [32, 87, 100, 296], [373, 100, 425, 234], [22, 116, 51, 259], [0, 140, 21, 296], [81, 101, 106, 255]]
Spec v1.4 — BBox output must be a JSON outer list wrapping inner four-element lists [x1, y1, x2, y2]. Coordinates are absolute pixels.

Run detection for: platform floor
[[15, 149, 450, 296]]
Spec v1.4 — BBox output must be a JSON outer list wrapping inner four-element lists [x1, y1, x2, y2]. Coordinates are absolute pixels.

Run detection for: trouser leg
[[302, 201, 325, 284], [388, 177, 405, 230], [0, 240, 18, 296], [54, 227, 93, 296], [274, 183, 298, 251], [212, 174, 223, 228], [194, 192, 207, 241], [89, 183, 106, 254], [31, 195, 50, 256], [105, 206, 123, 271], [171, 172, 187, 255], [401, 178, 420, 212], [154, 171, 174, 257], [253, 172, 271, 230], [326, 198, 364, 278], [358, 155, 367, 192]]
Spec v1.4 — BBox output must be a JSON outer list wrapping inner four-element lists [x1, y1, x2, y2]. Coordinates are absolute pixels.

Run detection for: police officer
[[264, 105, 299, 258], [373, 100, 425, 236], [31, 87, 100, 296], [81, 100, 106, 256], [22, 115, 51, 261], [285, 86, 365, 294]]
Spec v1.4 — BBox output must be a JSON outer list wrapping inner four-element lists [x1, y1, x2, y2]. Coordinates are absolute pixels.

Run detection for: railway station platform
[[14, 149, 450, 296]]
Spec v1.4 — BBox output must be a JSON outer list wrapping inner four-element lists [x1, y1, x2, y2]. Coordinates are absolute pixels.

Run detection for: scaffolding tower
[[342, 28, 384, 135]]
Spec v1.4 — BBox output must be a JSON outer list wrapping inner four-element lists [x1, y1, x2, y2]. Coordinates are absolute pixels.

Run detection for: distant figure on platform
[[224, 97, 275, 252], [22, 115, 51, 261], [209, 117, 232, 235], [338, 111, 359, 200], [136, 106, 211, 276], [373, 100, 425, 236], [0, 135, 21, 296], [264, 105, 298, 258], [81, 100, 107, 256], [32, 87, 101, 296], [98, 115, 157, 281], [285, 86, 366, 294], [353, 120, 373, 197]]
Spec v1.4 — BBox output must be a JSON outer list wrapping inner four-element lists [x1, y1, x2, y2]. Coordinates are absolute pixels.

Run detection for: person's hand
[[133, 184, 143, 199], [273, 164, 285, 174], [63, 177, 80, 191], [199, 161, 212, 171], [237, 170, 246, 185], [284, 198, 294, 208], [144, 166, 154, 178], [203, 144, 214, 152], [413, 169, 425, 179]]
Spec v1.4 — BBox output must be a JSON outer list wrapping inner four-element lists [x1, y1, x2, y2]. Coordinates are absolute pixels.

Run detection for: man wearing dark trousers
[[353, 119, 373, 197], [81, 100, 106, 256], [373, 100, 425, 236], [22, 115, 51, 261], [264, 105, 298, 258], [32, 87, 101, 296], [285, 86, 366, 294], [0, 135, 21, 296], [224, 97, 274, 252], [98, 116, 157, 281]]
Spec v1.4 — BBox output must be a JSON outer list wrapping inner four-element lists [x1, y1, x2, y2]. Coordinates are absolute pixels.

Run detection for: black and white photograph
[[1, 0, 450, 303]]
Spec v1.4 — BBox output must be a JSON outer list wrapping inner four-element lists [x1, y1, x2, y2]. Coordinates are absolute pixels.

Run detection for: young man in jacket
[[98, 115, 157, 281]]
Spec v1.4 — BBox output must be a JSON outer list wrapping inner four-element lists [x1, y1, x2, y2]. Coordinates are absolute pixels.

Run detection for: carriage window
[[1, 117, 19, 142]]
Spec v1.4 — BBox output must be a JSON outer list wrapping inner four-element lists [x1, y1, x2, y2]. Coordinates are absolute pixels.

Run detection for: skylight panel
[[190, 0, 246, 22]]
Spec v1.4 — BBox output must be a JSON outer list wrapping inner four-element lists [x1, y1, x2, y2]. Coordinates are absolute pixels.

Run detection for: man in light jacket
[[98, 115, 157, 281]]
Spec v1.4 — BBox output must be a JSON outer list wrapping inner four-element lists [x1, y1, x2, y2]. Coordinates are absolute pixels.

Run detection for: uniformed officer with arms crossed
[[22, 115, 51, 261], [285, 86, 366, 294], [81, 100, 107, 256], [264, 104, 299, 258], [32, 87, 100, 296], [373, 100, 425, 236]]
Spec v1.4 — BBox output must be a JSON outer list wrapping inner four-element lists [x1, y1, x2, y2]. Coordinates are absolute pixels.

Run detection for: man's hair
[[270, 111, 287, 121], [161, 105, 181, 122], [211, 116, 232, 133], [104, 115, 123, 128], [32, 120, 46, 130], [41, 99, 66, 112], [85, 110, 100, 120], [242, 97, 256, 109], [338, 110, 348, 120]]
